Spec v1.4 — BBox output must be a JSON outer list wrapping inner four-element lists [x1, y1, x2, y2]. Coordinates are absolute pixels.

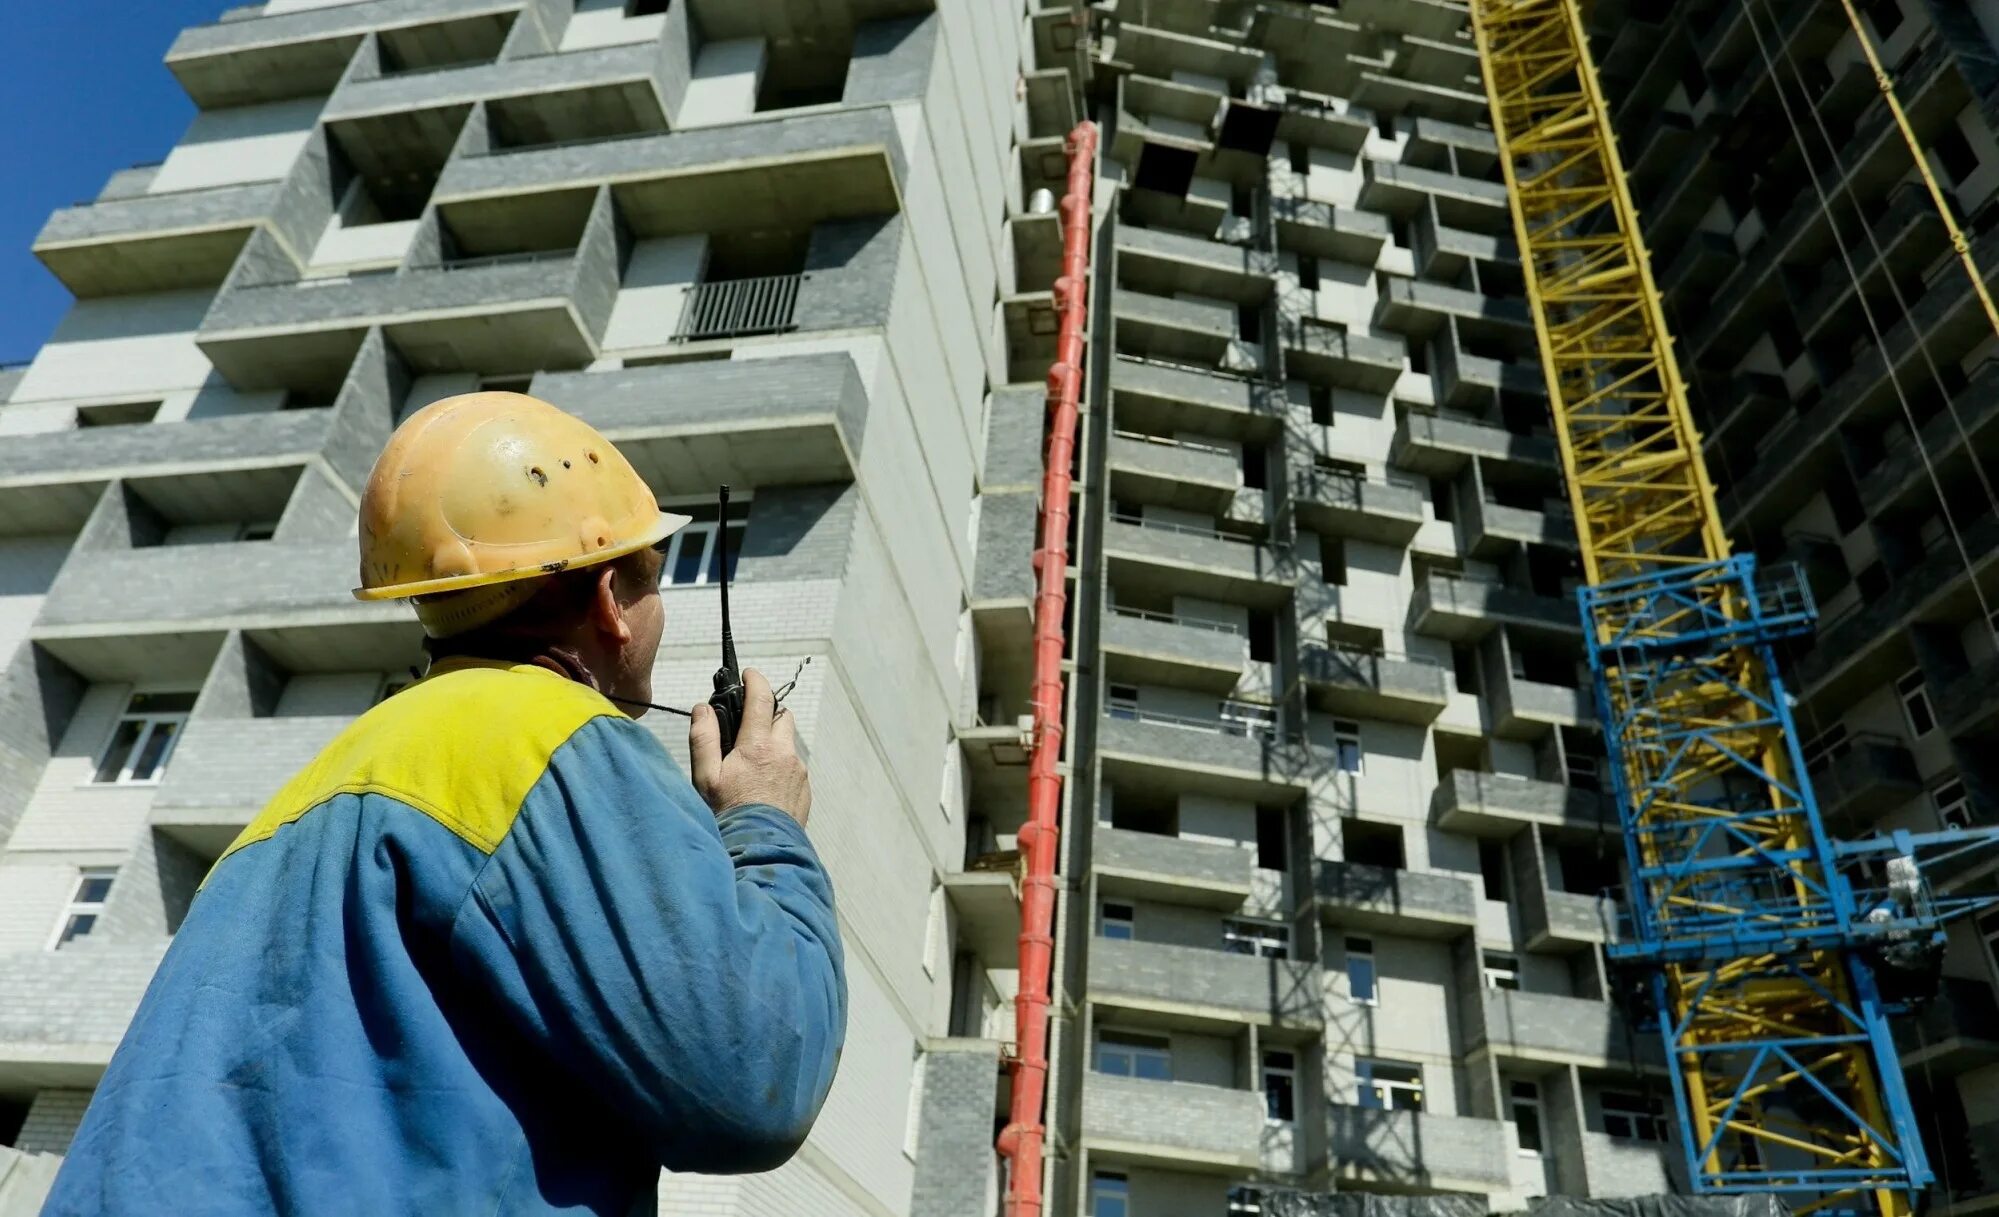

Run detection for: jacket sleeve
[[447, 714, 846, 1172]]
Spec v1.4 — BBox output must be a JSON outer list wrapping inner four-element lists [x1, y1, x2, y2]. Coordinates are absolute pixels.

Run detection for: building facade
[[1595, 0, 1999, 1210], [6, 1, 1995, 1216]]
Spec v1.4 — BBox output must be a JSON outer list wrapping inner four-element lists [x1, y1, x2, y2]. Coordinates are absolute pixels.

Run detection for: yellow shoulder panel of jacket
[[217, 661, 625, 867]]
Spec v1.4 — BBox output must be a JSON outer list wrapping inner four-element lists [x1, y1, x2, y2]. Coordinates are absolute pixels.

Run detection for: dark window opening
[[1407, 336, 1429, 375], [1237, 302, 1263, 344], [626, 0, 670, 13], [1247, 610, 1277, 662], [1451, 644, 1480, 694], [1556, 842, 1619, 897], [1299, 256, 1320, 292], [75, 400, 162, 428], [1109, 788, 1178, 836], [0, 1096, 27, 1147], [1231, 185, 1256, 219], [1826, 475, 1868, 533], [1861, 0, 1903, 39], [1344, 819, 1405, 869], [1256, 806, 1289, 871], [1479, 839, 1507, 901], [1321, 535, 1348, 584], [1935, 125, 1982, 186], [1769, 313, 1804, 364], [1135, 142, 1199, 197], [1242, 444, 1268, 489], [1289, 142, 1312, 176], [1310, 384, 1333, 426], [1216, 102, 1280, 156], [1375, 112, 1395, 140], [1429, 477, 1455, 523]]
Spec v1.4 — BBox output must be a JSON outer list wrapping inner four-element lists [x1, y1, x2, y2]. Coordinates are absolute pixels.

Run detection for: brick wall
[[14, 1090, 90, 1155]]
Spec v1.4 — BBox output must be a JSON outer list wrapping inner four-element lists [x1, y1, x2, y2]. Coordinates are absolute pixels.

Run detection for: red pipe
[[997, 118, 1097, 1217]]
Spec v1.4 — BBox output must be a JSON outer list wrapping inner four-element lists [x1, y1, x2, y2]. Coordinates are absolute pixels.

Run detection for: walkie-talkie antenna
[[716, 483, 738, 673]]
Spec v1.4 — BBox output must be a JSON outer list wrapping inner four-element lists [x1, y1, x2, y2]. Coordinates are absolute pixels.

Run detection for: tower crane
[[1467, 3, 1999, 1215]]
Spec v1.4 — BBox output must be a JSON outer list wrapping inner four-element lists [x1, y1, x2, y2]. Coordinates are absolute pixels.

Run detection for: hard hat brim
[[351, 509, 695, 602]]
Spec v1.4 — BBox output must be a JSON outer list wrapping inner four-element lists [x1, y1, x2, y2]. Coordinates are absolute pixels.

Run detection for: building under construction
[[3, 0, 1999, 1215]]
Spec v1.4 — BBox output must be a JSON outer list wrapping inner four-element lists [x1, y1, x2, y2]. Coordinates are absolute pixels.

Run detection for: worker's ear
[[589, 564, 633, 646]]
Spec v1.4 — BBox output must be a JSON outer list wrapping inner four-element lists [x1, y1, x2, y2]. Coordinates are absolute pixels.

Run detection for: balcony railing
[[1110, 428, 1235, 457], [1110, 511, 1259, 545], [673, 273, 806, 342], [1105, 604, 1243, 635], [1107, 699, 1280, 743]]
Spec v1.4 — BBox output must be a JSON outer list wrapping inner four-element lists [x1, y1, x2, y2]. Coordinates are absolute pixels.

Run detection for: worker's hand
[[690, 667, 812, 825]]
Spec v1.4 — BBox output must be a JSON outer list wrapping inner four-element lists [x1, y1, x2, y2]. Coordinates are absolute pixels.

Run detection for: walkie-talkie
[[707, 484, 747, 755]]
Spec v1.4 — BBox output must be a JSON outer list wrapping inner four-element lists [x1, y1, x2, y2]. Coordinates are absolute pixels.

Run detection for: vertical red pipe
[[996, 118, 1097, 1217]]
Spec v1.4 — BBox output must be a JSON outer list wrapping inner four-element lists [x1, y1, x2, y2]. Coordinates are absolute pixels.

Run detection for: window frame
[[1345, 935, 1379, 1006], [1601, 1090, 1668, 1143], [48, 867, 118, 950], [1091, 1171, 1131, 1217], [1106, 683, 1140, 720], [1896, 668, 1936, 738], [1509, 1080, 1544, 1156], [1482, 951, 1522, 991], [1093, 1030, 1172, 1082], [658, 495, 750, 588], [1262, 1049, 1298, 1124], [1099, 901, 1135, 941], [1223, 916, 1291, 960], [1332, 718, 1363, 774], [91, 691, 198, 786], [1935, 776, 1971, 830], [1356, 1057, 1424, 1111]]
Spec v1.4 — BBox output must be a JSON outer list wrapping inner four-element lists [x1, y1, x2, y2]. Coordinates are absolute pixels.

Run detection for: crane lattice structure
[[1467, 3, 1999, 1215]]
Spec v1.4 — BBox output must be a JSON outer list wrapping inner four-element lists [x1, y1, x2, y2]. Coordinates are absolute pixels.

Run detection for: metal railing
[[673, 274, 806, 342], [1106, 699, 1279, 742], [1109, 428, 1234, 457], [1106, 604, 1243, 635], [433, 248, 575, 273], [1108, 510, 1258, 544], [1318, 640, 1445, 670]]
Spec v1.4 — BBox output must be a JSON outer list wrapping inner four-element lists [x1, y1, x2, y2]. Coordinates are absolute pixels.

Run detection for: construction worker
[[42, 393, 846, 1216]]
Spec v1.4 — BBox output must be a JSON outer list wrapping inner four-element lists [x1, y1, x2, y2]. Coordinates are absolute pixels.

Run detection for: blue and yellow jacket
[[42, 659, 845, 1217]]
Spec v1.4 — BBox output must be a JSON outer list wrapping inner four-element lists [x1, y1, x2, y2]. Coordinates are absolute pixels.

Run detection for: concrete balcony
[[1100, 607, 1250, 695], [1430, 770, 1612, 837], [1114, 224, 1277, 303], [1092, 826, 1257, 909], [1858, 359, 1999, 517], [325, 39, 665, 132], [34, 541, 405, 677], [1659, 230, 1738, 307], [1582, 1131, 1676, 1198], [1315, 858, 1477, 939], [1900, 977, 1999, 1071], [1937, 652, 1999, 741], [1357, 161, 1510, 231], [1109, 356, 1280, 440], [1431, 335, 1545, 409], [1103, 515, 1294, 607], [1374, 277, 1532, 343], [1354, 69, 1490, 131], [34, 179, 280, 298], [152, 715, 350, 855], [1490, 670, 1593, 740], [200, 206, 619, 391], [1298, 642, 1450, 725], [1520, 883, 1618, 952], [1087, 937, 1322, 1031], [1805, 734, 1921, 832], [1281, 323, 1405, 394], [167, 0, 521, 107], [1289, 466, 1424, 545], [1271, 197, 1391, 266], [1113, 289, 1238, 366], [1463, 494, 1575, 557], [1097, 708, 1310, 803], [532, 350, 865, 491], [0, 945, 170, 1091], [1107, 431, 1241, 514], [433, 107, 904, 245], [1797, 513, 1999, 703], [1112, 21, 1264, 93], [0, 409, 333, 514], [1478, 988, 1642, 1069], [1080, 1072, 1264, 1171], [1392, 410, 1555, 476], [1414, 211, 1516, 281], [1324, 1105, 1510, 1194], [1410, 573, 1579, 642]]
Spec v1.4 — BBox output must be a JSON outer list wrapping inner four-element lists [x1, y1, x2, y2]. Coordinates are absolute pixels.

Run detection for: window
[[1801, 721, 1851, 769], [659, 497, 749, 587], [1897, 669, 1936, 737], [1478, 839, 1508, 902], [1263, 1050, 1297, 1122], [1333, 718, 1363, 773], [1935, 777, 1971, 830], [1092, 1172, 1130, 1217], [1224, 917, 1290, 959], [1346, 935, 1378, 1005], [1344, 819, 1404, 869], [1227, 1186, 1266, 1216], [1309, 384, 1333, 426], [1094, 1031, 1171, 1081], [1289, 141, 1311, 176], [1107, 683, 1140, 719], [74, 400, 161, 428], [1219, 698, 1277, 738], [93, 692, 197, 785], [625, 0, 671, 14], [1483, 951, 1521, 991], [1602, 1090, 1668, 1142], [1237, 303, 1263, 344], [1321, 535, 1347, 585], [1356, 1058, 1424, 1111], [1100, 901, 1135, 940], [236, 522, 277, 542], [1256, 806, 1288, 871], [1510, 1081, 1544, 1154], [1298, 256, 1320, 292], [50, 868, 116, 950]]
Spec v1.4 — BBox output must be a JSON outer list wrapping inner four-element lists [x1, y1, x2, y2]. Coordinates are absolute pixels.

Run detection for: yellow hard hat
[[353, 391, 690, 636]]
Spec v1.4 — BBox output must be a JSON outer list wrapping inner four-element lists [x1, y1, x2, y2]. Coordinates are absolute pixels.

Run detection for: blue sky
[[0, 0, 227, 363]]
